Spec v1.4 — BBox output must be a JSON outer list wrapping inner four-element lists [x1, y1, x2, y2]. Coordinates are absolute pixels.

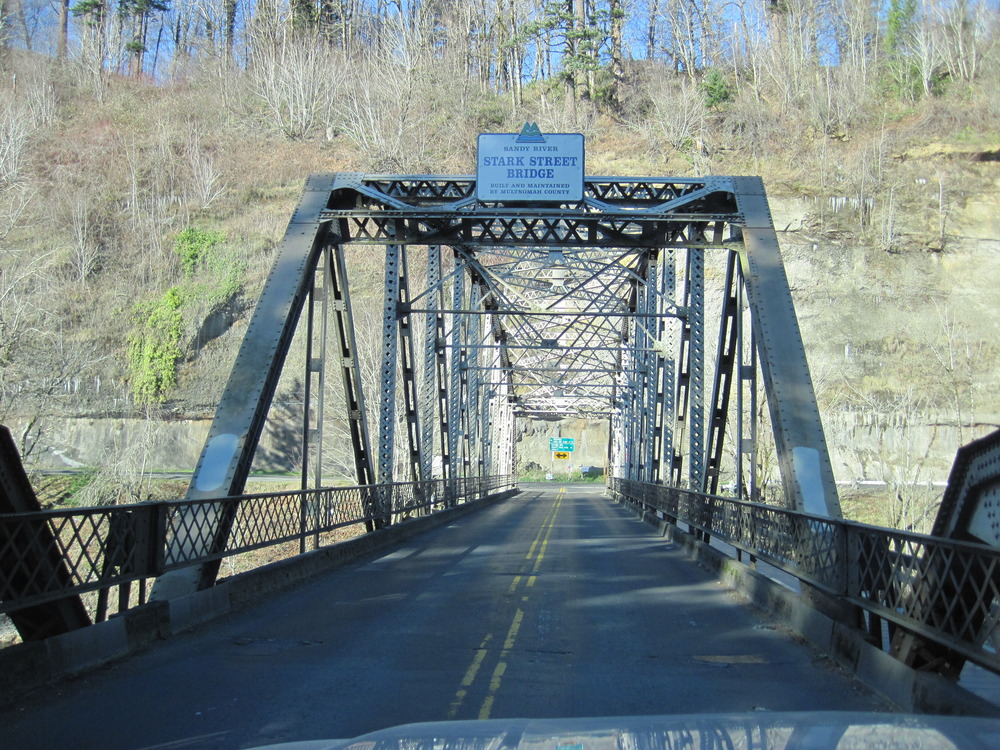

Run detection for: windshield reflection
[[318, 713, 999, 750]]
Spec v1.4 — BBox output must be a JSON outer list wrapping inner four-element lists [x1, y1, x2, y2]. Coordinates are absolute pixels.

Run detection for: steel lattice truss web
[[325, 173, 734, 423], [435, 246, 673, 419]]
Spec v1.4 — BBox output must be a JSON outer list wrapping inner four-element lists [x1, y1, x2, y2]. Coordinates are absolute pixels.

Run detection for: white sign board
[[477, 123, 585, 203]]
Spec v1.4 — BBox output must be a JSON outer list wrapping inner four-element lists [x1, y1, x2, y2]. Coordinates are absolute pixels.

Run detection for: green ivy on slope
[[127, 228, 243, 405], [174, 227, 226, 277], [127, 286, 184, 405]]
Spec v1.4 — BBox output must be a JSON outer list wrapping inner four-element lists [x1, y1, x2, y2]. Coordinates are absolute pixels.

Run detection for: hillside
[[1, 11, 998, 527]]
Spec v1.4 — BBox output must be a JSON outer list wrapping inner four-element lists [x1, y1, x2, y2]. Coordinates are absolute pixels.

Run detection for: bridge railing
[[0, 475, 516, 626], [608, 477, 1000, 676]]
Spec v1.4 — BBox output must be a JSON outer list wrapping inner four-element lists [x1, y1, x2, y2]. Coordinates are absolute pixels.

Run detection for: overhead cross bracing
[[409, 245, 684, 421], [324, 174, 732, 424], [152, 172, 842, 598]]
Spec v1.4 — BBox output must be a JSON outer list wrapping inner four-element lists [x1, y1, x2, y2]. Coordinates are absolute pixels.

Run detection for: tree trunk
[[90, 3, 109, 78], [131, 12, 149, 78], [508, 0, 521, 106], [224, 0, 237, 59], [376, 0, 388, 51], [291, 0, 314, 35], [610, 0, 624, 106], [766, 0, 786, 48], [0, 0, 9, 52], [13, 0, 31, 50], [58, 0, 69, 58], [574, 0, 587, 100], [647, 0, 658, 60]]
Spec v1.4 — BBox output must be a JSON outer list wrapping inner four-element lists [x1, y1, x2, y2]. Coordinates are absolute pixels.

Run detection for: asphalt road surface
[[0, 484, 888, 749]]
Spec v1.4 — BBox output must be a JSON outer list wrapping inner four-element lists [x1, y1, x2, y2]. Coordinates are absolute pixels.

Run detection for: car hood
[[249, 712, 1000, 750]]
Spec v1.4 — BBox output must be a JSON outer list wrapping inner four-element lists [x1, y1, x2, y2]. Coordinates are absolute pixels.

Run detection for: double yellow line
[[448, 488, 564, 720]]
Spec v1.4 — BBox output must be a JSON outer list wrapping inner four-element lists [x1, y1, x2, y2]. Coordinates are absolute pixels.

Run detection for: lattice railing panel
[[0, 506, 163, 609], [609, 477, 1000, 675], [1, 476, 515, 624]]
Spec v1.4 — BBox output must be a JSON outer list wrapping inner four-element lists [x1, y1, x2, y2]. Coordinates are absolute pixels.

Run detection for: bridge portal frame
[[153, 172, 841, 598]]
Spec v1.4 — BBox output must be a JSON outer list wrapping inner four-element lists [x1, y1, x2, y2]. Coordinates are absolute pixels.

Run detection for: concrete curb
[[0, 489, 518, 707], [615, 493, 1000, 717]]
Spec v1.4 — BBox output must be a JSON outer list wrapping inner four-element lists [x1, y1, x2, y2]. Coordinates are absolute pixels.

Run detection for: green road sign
[[549, 437, 575, 452]]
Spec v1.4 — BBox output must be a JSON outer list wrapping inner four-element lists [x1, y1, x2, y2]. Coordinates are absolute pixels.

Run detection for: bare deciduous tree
[[335, 31, 431, 171], [67, 196, 101, 285], [0, 100, 29, 185], [934, 0, 995, 83], [638, 70, 709, 164], [185, 127, 226, 209], [925, 302, 983, 445], [246, 21, 343, 139], [837, 383, 942, 532]]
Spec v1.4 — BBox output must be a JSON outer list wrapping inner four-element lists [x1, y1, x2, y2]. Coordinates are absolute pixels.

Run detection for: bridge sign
[[477, 122, 584, 203], [549, 437, 575, 452]]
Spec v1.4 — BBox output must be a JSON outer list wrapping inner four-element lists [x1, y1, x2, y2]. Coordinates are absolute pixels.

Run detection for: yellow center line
[[502, 609, 524, 650], [448, 489, 564, 720], [525, 492, 562, 561], [530, 501, 559, 575], [478, 608, 524, 719], [447, 633, 493, 719], [478, 490, 563, 718]]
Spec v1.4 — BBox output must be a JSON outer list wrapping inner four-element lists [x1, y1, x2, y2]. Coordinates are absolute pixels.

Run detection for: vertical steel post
[[609, 338, 624, 477], [687, 245, 706, 491], [633, 277, 644, 482], [639, 257, 658, 481], [671, 319, 690, 484], [458, 329, 473, 478], [467, 283, 483, 475], [449, 260, 465, 482], [506, 396, 517, 479], [301, 270, 317, 497], [396, 249, 425, 489], [655, 249, 677, 484], [434, 312, 452, 479], [637, 275, 650, 480], [481, 354, 498, 477], [705, 252, 740, 495], [617, 310, 630, 478], [736, 261, 746, 501], [419, 246, 441, 486], [620, 343, 634, 480], [377, 243, 401, 498], [435, 306, 452, 485], [623, 278, 639, 480], [749, 323, 759, 501], [314, 252, 329, 493], [299, 250, 330, 550], [733, 257, 757, 502], [495, 391, 508, 477], [328, 242, 375, 491]]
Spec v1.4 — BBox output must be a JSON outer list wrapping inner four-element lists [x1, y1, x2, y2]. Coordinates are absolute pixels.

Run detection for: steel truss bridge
[[196, 173, 838, 506], [150, 173, 839, 592], [3, 173, 1000, 690]]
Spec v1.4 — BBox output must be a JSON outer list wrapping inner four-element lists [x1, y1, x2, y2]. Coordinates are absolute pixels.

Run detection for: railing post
[[299, 495, 308, 555], [314, 490, 324, 550], [145, 503, 167, 578]]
